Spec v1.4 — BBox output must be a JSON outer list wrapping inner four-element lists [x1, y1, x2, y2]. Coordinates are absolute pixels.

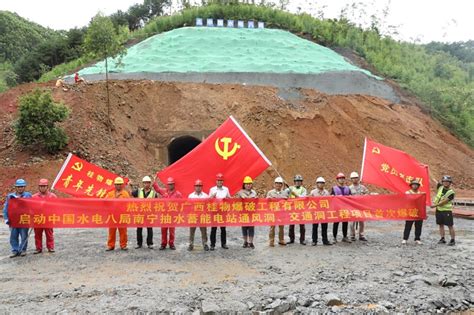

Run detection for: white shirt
[[188, 191, 209, 199], [209, 186, 230, 199]]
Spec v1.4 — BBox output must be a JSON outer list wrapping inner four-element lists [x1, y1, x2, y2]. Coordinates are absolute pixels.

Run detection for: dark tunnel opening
[[167, 136, 201, 165]]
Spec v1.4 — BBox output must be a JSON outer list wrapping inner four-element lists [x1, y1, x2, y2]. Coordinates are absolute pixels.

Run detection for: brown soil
[[1, 80, 473, 202]]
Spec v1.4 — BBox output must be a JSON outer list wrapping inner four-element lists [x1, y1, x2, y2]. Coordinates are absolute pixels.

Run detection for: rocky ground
[[0, 214, 472, 313]]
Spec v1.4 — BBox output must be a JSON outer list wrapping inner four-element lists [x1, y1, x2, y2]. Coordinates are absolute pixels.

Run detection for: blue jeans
[[10, 228, 29, 253]]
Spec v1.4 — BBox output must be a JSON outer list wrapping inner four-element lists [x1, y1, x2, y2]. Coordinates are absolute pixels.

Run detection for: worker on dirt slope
[[310, 177, 332, 246], [106, 177, 130, 251], [209, 173, 231, 251], [33, 179, 57, 254], [188, 179, 210, 251], [235, 176, 258, 249], [153, 177, 182, 250], [331, 173, 352, 243], [3, 179, 32, 258], [267, 177, 289, 247], [349, 172, 369, 242], [431, 175, 456, 246], [288, 174, 307, 245], [131, 176, 157, 250], [402, 179, 424, 245]]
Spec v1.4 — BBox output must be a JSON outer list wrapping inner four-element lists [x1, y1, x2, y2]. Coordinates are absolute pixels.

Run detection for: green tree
[[15, 89, 70, 153], [83, 13, 127, 130]]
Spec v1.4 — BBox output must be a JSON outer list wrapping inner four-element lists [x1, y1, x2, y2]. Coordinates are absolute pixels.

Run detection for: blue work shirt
[[3, 191, 32, 224]]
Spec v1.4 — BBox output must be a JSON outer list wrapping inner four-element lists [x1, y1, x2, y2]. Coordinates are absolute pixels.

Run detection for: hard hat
[[142, 176, 152, 182], [114, 177, 125, 185], [410, 179, 420, 186], [243, 176, 253, 184], [441, 175, 452, 183], [216, 173, 224, 180], [350, 172, 359, 179], [316, 177, 325, 183], [167, 177, 175, 184], [274, 176, 284, 183], [336, 173, 345, 179], [15, 179, 27, 187], [294, 174, 303, 181], [194, 179, 203, 186], [38, 178, 49, 186]]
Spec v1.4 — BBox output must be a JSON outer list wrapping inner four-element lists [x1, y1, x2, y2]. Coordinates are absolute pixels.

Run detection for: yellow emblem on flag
[[372, 147, 381, 154], [215, 137, 241, 160]]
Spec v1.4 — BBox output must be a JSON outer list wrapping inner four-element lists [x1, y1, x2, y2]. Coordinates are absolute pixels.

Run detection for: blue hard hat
[[15, 179, 27, 187]]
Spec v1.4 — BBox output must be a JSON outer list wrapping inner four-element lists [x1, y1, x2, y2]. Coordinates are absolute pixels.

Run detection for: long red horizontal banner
[[8, 194, 426, 228]]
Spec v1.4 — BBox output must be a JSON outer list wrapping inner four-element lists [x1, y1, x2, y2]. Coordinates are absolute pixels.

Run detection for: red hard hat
[[39, 178, 49, 186], [194, 179, 203, 186], [167, 177, 175, 184], [336, 173, 345, 179], [216, 173, 224, 180]]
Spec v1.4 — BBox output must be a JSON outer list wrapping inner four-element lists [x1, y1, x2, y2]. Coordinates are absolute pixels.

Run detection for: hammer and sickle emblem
[[71, 162, 84, 171], [215, 137, 241, 160], [372, 147, 380, 154]]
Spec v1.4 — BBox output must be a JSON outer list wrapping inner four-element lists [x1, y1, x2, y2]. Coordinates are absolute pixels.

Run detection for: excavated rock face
[[0, 80, 473, 199]]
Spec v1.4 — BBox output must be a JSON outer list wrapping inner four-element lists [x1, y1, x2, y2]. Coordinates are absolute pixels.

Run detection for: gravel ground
[[0, 215, 472, 313]]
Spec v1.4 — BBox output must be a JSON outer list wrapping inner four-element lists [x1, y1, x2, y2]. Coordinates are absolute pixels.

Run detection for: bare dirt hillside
[[0, 80, 473, 200]]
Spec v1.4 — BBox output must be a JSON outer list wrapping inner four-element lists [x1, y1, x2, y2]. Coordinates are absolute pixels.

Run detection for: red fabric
[[157, 116, 271, 196], [161, 227, 175, 246], [9, 194, 426, 228], [51, 153, 128, 198], [361, 138, 431, 205], [34, 228, 54, 250]]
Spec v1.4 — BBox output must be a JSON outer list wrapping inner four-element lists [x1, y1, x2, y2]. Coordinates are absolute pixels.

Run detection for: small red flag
[[157, 116, 271, 196], [51, 153, 128, 198], [360, 138, 431, 205]]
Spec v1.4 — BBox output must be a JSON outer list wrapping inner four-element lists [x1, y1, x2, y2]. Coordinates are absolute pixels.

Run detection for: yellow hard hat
[[114, 177, 125, 185], [243, 176, 253, 184]]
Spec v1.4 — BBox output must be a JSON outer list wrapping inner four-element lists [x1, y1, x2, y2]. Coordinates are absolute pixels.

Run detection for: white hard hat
[[274, 176, 284, 183], [316, 177, 325, 183], [350, 172, 359, 179], [142, 176, 152, 182]]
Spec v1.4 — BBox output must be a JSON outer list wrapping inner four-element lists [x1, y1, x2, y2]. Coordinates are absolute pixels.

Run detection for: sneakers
[[48, 249, 55, 253], [311, 242, 317, 246], [415, 240, 423, 245], [169, 245, 176, 250], [204, 244, 210, 251], [323, 241, 333, 246], [351, 236, 357, 242], [222, 245, 229, 249], [438, 237, 447, 244], [359, 236, 368, 242], [249, 243, 255, 249], [210, 246, 215, 251], [106, 247, 114, 251], [187, 244, 194, 251], [243, 242, 249, 248], [288, 240, 295, 244], [300, 241, 307, 245], [159, 245, 166, 250], [33, 250, 42, 254], [147, 245, 154, 249], [401, 240, 407, 245], [135, 245, 142, 249], [9, 252, 19, 258], [341, 237, 352, 243], [448, 239, 455, 246]]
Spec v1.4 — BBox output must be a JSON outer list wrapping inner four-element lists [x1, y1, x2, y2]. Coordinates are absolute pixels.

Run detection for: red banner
[[8, 194, 426, 228], [157, 116, 271, 196], [360, 138, 431, 205], [51, 153, 129, 197]]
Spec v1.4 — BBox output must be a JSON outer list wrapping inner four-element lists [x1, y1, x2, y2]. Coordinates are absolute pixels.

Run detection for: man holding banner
[[131, 176, 157, 249], [267, 177, 289, 247], [106, 177, 130, 251], [349, 172, 369, 242], [33, 179, 57, 254]]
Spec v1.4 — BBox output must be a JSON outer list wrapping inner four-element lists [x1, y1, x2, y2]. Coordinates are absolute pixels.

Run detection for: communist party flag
[[51, 153, 129, 198], [157, 116, 271, 196], [360, 138, 431, 204]]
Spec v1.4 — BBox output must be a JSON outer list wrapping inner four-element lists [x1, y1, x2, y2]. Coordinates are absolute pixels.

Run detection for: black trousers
[[333, 222, 348, 238], [312, 223, 329, 243], [289, 224, 306, 242], [210, 227, 226, 246], [137, 227, 153, 246], [242, 226, 255, 238], [403, 220, 423, 240]]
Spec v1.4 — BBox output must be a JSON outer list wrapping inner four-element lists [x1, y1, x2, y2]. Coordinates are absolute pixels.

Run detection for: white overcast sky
[[1, 0, 472, 43]]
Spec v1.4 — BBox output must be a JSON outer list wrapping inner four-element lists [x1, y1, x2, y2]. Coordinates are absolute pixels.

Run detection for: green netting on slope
[[79, 27, 376, 77]]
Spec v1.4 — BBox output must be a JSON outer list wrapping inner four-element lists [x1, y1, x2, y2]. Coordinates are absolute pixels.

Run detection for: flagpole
[[359, 137, 368, 182], [51, 152, 73, 190]]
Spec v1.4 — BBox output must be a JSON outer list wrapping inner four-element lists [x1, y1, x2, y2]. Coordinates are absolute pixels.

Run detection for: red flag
[[360, 138, 431, 205], [51, 153, 128, 198], [157, 116, 271, 196]]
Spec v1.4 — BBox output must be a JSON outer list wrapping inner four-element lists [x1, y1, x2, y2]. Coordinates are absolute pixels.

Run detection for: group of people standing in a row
[[2, 172, 456, 258]]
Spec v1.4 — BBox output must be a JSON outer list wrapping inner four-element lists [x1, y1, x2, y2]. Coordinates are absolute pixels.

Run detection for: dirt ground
[[0, 215, 472, 313]]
